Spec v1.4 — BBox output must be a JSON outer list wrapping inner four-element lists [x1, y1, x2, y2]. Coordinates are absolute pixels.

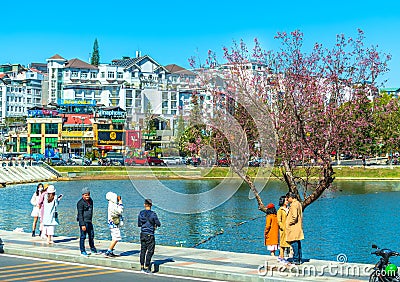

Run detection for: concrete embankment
[[0, 161, 60, 187], [0, 230, 372, 281]]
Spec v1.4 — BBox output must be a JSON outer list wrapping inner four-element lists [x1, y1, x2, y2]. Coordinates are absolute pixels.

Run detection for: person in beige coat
[[285, 192, 304, 265], [277, 195, 291, 263]]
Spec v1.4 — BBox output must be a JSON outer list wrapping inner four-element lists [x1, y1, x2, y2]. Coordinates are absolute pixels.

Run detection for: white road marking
[[0, 254, 222, 282]]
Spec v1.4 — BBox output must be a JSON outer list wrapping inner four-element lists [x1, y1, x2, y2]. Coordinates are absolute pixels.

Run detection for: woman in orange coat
[[264, 203, 279, 256]]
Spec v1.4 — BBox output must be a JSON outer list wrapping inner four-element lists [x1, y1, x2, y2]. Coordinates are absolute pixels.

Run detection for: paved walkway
[[0, 230, 372, 281]]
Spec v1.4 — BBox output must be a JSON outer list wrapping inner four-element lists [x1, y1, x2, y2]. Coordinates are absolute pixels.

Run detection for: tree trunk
[[302, 163, 335, 210], [235, 169, 267, 213], [282, 160, 299, 195]]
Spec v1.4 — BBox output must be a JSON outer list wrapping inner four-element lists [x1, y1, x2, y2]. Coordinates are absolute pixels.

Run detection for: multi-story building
[[7, 106, 61, 155], [47, 54, 68, 103], [0, 66, 44, 122], [44, 53, 201, 151]]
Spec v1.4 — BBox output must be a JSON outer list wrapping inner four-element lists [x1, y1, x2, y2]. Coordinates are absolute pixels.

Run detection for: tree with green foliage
[[144, 102, 156, 135], [90, 39, 100, 66], [371, 93, 400, 159]]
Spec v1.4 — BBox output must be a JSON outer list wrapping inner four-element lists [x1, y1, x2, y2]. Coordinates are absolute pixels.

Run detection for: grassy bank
[[54, 165, 400, 180]]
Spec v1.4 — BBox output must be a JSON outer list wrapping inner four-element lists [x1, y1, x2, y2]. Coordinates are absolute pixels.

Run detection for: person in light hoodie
[[104, 191, 124, 257], [42, 185, 63, 244]]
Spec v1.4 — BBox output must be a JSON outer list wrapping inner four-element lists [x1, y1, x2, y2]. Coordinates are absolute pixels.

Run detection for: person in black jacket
[[138, 199, 161, 273], [77, 187, 97, 256]]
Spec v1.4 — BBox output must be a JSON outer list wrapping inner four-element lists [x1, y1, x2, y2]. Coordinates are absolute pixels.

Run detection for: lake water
[[1, 179, 400, 264]]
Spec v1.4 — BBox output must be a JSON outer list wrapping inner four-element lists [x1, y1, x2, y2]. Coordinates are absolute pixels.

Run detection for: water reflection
[[0, 179, 400, 264]]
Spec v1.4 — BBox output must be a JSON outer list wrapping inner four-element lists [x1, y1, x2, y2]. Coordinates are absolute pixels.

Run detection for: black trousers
[[140, 233, 155, 267]]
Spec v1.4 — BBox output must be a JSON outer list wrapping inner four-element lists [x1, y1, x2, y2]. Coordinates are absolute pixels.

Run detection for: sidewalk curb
[[3, 243, 266, 282]]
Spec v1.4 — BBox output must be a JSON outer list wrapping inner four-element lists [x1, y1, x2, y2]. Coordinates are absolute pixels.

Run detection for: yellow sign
[[110, 132, 117, 140]]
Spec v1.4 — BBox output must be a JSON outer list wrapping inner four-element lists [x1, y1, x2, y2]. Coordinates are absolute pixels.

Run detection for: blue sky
[[1, 0, 399, 86]]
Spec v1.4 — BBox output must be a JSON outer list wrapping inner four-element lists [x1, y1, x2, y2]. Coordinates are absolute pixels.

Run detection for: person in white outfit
[[105, 191, 123, 257], [42, 185, 63, 244], [30, 183, 44, 237]]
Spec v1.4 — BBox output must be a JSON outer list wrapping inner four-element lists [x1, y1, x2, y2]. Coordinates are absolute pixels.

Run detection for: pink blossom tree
[[192, 30, 391, 211]]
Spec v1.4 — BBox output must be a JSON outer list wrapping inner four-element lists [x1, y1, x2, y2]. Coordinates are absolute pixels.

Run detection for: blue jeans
[[79, 222, 95, 252], [289, 240, 302, 263]]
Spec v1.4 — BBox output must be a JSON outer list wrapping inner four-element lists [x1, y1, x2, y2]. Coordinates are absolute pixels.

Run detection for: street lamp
[[28, 142, 35, 161]]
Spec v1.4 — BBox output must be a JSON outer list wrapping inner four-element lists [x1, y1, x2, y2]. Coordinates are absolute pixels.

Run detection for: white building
[[0, 67, 44, 122], [46, 53, 199, 130]]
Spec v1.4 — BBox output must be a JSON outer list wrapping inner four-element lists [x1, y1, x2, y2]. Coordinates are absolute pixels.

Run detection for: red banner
[[125, 130, 142, 148]]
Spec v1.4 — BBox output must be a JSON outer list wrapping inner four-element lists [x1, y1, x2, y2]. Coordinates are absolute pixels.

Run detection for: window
[[162, 92, 168, 100], [19, 137, 27, 152], [81, 72, 88, 79], [171, 92, 177, 100], [45, 123, 58, 134], [30, 137, 42, 150], [108, 71, 115, 79], [101, 72, 105, 78], [117, 72, 123, 79], [71, 71, 79, 78], [45, 137, 58, 149], [90, 72, 97, 79], [31, 123, 41, 134], [97, 124, 110, 130]]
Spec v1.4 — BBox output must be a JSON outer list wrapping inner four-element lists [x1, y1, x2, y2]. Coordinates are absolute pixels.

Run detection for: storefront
[[93, 106, 126, 155]]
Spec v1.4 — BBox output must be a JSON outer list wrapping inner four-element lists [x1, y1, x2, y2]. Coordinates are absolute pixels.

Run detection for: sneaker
[[277, 257, 289, 264], [141, 268, 152, 274], [81, 251, 90, 257], [32, 231, 35, 237], [104, 251, 116, 257], [90, 248, 98, 254]]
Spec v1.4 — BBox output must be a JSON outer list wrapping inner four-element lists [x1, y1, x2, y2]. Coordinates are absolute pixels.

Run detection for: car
[[216, 158, 231, 167], [124, 157, 147, 166], [161, 156, 181, 165], [68, 156, 91, 166], [48, 157, 67, 166], [147, 156, 165, 166], [106, 152, 124, 165], [186, 157, 201, 166]]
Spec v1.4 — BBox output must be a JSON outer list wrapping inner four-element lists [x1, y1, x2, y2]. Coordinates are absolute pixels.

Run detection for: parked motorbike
[[370, 244, 400, 282]]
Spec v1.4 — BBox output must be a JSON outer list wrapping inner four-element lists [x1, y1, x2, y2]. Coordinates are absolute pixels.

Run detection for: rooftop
[[65, 58, 98, 70]]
